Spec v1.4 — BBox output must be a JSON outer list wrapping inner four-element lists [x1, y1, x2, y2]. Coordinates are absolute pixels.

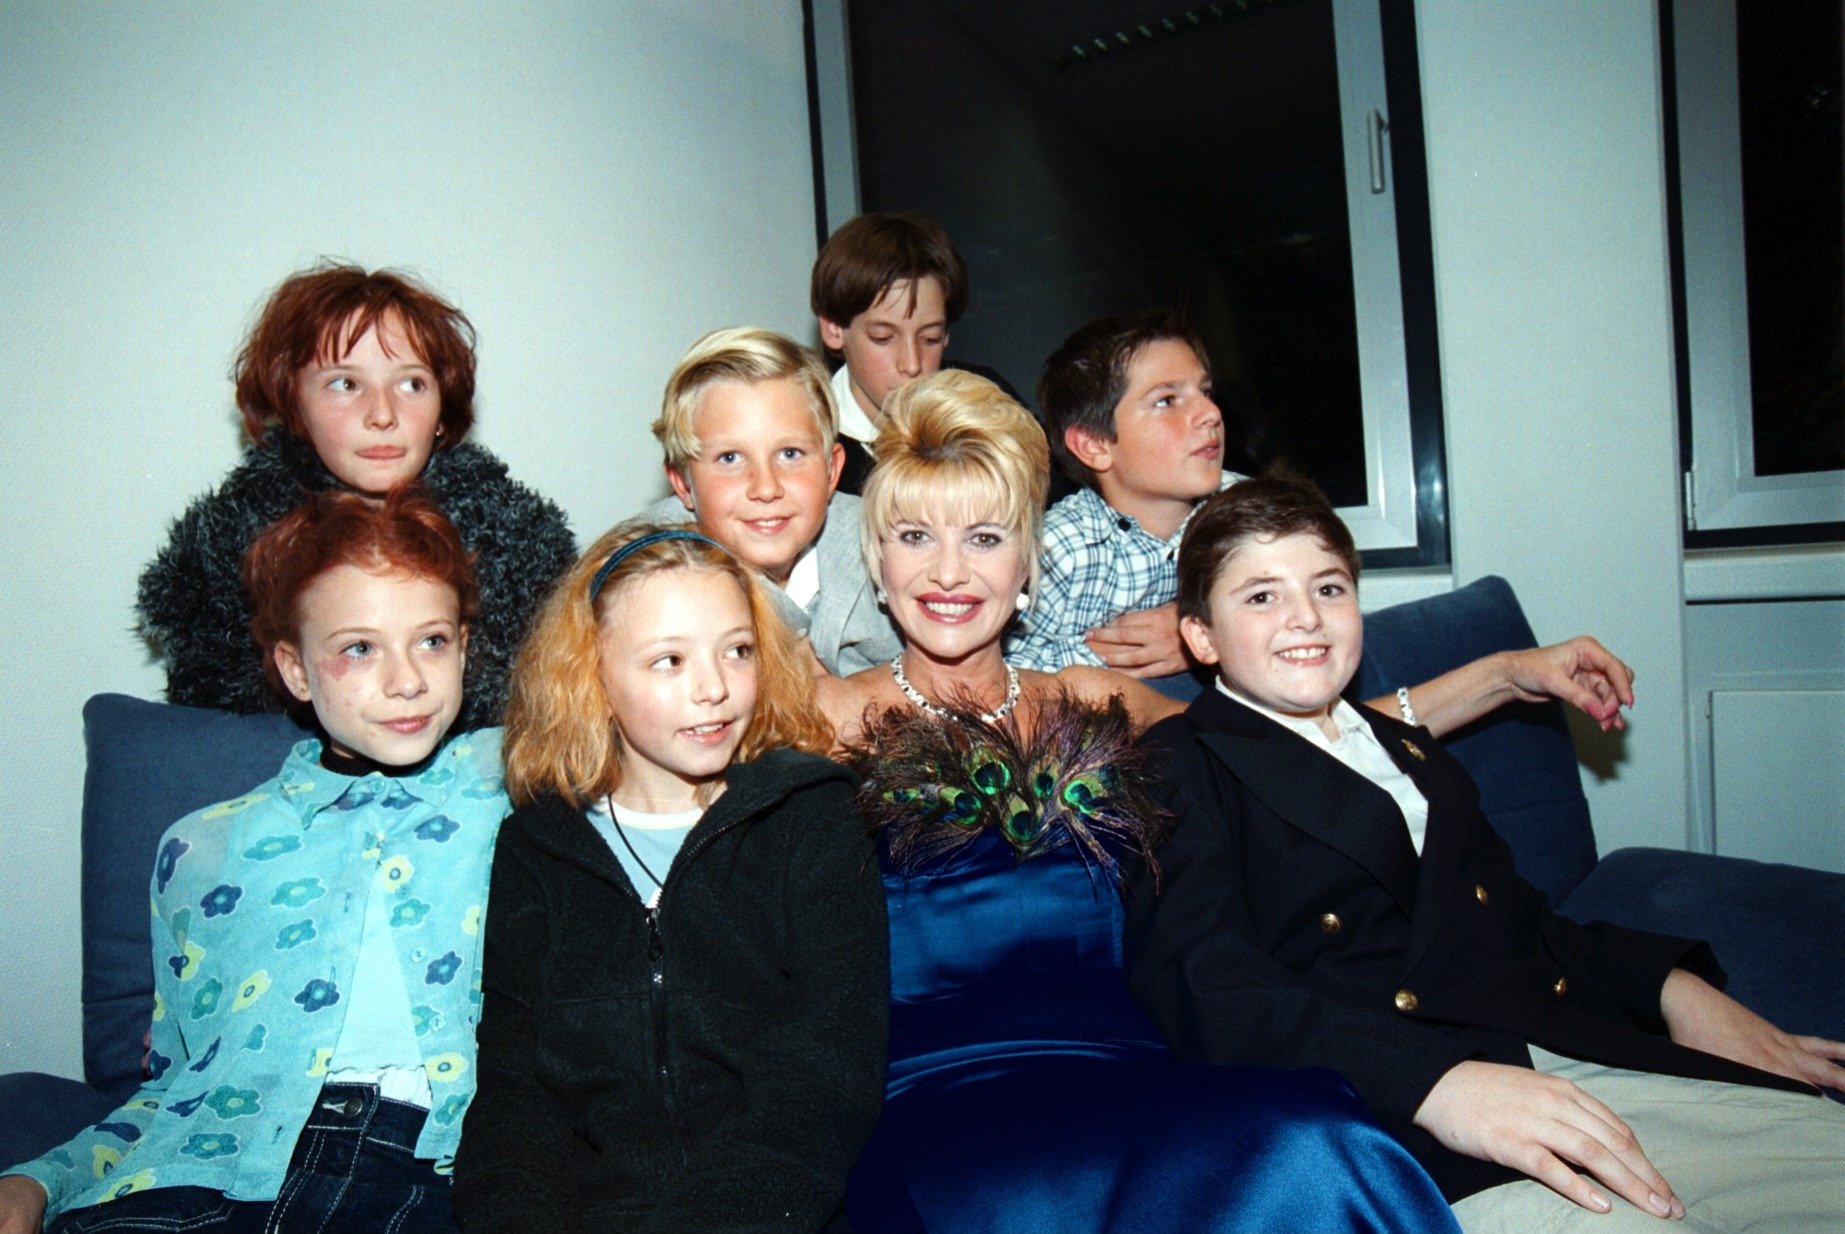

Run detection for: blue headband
[[588, 529, 726, 601]]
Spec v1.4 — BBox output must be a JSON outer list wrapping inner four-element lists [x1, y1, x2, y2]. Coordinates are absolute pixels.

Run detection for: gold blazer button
[[1474, 884, 1490, 906], [1319, 912, 1342, 934], [1394, 988, 1419, 1014], [1553, 977, 1569, 998]]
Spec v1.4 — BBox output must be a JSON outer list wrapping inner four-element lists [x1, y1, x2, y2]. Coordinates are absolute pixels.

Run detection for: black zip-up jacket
[[453, 750, 888, 1234]]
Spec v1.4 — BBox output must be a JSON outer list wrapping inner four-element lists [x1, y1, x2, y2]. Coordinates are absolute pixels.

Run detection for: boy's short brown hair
[[810, 213, 968, 328], [1036, 309, 1210, 488], [1176, 469, 1360, 622]]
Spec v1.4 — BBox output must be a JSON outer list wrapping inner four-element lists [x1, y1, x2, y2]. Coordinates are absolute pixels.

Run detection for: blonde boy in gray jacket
[[645, 326, 901, 676]]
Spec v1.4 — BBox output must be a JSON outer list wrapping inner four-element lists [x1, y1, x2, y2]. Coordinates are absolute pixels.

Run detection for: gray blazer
[[643, 490, 901, 677]]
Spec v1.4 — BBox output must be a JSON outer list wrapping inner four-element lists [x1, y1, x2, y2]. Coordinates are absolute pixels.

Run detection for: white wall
[[0, 1, 818, 1076], [1414, 1, 1692, 855]]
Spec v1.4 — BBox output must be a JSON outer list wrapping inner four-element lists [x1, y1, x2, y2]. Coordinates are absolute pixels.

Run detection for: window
[[805, 0, 1447, 565], [1671, 0, 1844, 540]]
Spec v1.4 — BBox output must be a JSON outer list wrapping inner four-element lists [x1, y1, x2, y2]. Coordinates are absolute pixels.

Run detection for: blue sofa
[[4, 575, 1840, 1174], [1352, 576, 1844, 1042], [0, 700, 311, 1171]]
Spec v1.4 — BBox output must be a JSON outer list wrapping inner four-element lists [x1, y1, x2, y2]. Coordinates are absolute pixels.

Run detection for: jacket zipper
[[646, 811, 751, 1164], [643, 902, 690, 1161]]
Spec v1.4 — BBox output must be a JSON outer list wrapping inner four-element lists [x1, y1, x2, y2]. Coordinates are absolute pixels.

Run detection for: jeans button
[[340, 1096, 363, 1117]]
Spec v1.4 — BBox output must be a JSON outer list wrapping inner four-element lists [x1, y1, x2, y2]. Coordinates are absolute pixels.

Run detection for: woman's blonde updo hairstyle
[[859, 370, 1050, 601]]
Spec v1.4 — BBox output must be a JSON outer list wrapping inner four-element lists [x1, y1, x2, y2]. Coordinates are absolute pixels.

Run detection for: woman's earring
[[1015, 590, 1031, 613], [875, 585, 889, 606], [434, 423, 445, 440]]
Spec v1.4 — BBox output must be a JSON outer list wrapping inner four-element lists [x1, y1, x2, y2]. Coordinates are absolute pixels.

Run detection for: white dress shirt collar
[[829, 363, 880, 446]]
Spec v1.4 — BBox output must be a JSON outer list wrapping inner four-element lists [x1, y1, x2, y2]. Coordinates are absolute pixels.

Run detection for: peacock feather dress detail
[[848, 689, 1166, 874], [840, 693, 1459, 1234]]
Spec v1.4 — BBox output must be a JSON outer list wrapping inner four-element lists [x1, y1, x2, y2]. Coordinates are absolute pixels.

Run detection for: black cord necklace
[[606, 795, 665, 898]]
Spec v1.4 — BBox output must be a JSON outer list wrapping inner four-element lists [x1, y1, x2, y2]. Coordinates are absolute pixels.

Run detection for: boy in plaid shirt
[[1011, 310, 1640, 735], [1008, 311, 1238, 684]]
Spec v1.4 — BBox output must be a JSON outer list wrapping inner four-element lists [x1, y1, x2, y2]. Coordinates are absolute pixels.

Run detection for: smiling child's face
[[666, 377, 845, 586], [596, 567, 760, 810], [274, 564, 465, 765], [1180, 531, 1361, 735]]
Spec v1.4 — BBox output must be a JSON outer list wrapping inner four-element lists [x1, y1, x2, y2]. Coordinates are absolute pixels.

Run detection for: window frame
[[1668, 0, 1845, 542], [803, 0, 1451, 567]]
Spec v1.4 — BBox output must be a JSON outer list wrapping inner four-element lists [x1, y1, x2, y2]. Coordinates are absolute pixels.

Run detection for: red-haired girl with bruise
[[136, 262, 575, 731], [3, 489, 509, 1233]]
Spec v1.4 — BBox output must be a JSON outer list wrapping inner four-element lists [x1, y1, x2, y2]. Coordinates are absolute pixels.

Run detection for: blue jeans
[[52, 1084, 456, 1234]]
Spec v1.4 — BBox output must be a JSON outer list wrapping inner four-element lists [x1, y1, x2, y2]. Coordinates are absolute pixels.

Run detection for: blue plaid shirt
[[1008, 476, 1242, 671], [14, 731, 507, 1220]]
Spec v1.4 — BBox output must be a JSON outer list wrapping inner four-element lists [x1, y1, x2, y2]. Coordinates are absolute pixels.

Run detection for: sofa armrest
[[80, 694, 307, 1092], [0, 1072, 118, 1173], [1356, 576, 1599, 904], [1559, 848, 1845, 1041]]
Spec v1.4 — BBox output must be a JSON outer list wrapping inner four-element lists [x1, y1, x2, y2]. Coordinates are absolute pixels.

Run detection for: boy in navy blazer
[[1124, 472, 1845, 1229]]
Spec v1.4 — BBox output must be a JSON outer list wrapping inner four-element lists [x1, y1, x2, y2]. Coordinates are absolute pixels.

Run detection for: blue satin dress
[[845, 831, 1459, 1233]]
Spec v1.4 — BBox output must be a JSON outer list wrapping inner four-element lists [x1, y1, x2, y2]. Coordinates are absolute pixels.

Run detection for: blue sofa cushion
[[0, 1071, 117, 1172], [80, 694, 307, 1096], [1561, 848, 1845, 1040], [1354, 576, 1599, 905]]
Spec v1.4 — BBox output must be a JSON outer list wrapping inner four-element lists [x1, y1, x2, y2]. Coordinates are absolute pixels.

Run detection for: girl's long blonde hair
[[503, 521, 833, 808]]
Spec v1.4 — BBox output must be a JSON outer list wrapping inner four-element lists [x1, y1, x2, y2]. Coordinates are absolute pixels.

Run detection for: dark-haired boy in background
[[811, 212, 967, 494]]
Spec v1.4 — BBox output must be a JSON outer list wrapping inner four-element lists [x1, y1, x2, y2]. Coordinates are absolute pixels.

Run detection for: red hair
[[234, 261, 477, 445], [244, 487, 480, 702]]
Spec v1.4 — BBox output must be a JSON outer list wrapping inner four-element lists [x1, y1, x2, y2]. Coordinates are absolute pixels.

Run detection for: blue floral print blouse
[[13, 730, 508, 1219]]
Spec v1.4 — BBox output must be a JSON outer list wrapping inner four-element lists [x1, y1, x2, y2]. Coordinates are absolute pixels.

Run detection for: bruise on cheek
[[315, 655, 356, 680]]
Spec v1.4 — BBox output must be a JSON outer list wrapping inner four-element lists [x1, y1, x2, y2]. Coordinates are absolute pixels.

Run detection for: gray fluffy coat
[[136, 433, 576, 732]]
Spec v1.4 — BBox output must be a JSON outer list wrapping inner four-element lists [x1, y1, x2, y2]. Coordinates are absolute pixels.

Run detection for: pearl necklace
[[890, 653, 1020, 724]]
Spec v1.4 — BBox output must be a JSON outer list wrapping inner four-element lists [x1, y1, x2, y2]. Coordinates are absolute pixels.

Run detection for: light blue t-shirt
[[584, 800, 700, 908]]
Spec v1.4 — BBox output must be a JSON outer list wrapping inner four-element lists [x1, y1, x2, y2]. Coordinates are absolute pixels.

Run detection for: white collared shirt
[[784, 543, 821, 609], [1215, 681, 1431, 855], [829, 363, 880, 446]]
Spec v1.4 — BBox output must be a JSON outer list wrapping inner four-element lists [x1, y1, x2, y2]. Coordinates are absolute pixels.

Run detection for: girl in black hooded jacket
[[453, 522, 887, 1234]]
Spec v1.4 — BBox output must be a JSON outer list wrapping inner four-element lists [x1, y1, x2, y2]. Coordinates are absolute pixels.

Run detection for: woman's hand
[[0, 1174, 47, 1234], [1661, 969, 1845, 1093], [1498, 636, 1636, 731], [1376, 636, 1637, 738], [1412, 1060, 1683, 1219]]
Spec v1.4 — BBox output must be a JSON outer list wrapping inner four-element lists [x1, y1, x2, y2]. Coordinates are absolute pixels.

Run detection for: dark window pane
[[1737, 0, 1844, 476], [847, 0, 1369, 507]]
